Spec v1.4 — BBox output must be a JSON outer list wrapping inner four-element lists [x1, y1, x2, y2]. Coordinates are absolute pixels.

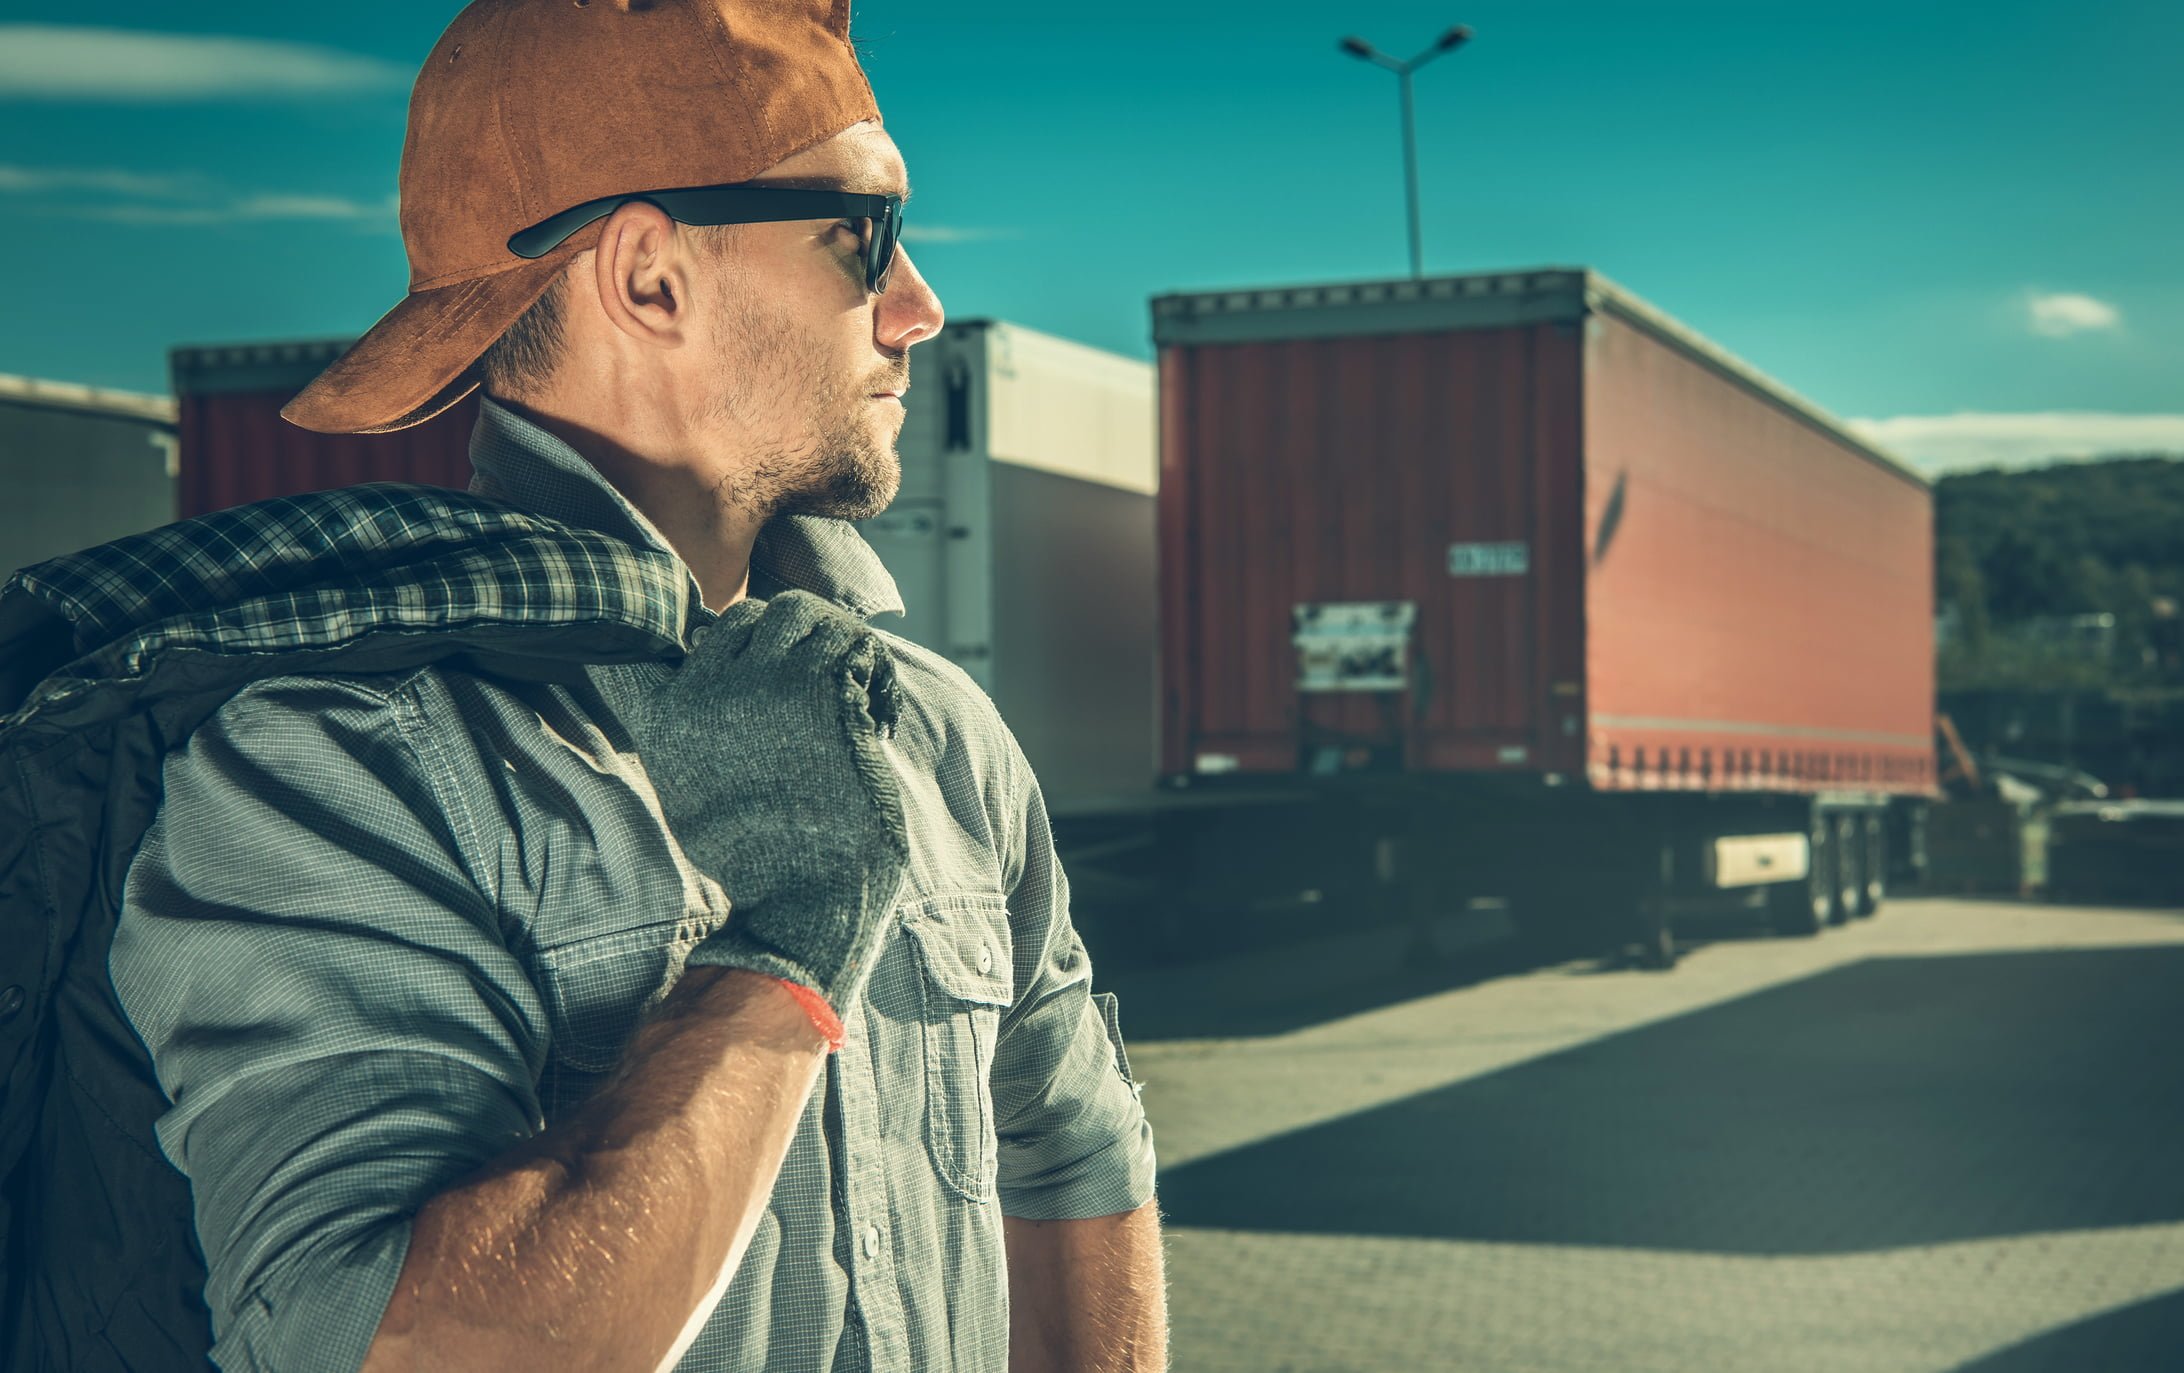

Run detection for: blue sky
[[1, 0, 2178, 473]]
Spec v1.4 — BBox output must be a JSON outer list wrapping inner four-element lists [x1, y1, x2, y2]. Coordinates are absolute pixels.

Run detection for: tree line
[[1933, 455, 2184, 690]]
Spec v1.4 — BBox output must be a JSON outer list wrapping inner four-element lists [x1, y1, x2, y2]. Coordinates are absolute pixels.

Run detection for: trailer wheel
[[1768, 812, 1833, 936], [1853, 812, 1887, 918], [1831, 814, 1861, 925]]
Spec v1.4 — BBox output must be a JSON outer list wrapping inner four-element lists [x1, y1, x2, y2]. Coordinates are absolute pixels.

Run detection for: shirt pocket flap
[[899, 894, 1013, 1009]]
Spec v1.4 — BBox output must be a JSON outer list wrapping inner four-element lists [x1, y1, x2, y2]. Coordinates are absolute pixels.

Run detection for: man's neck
[[491, 394, 763, 612]]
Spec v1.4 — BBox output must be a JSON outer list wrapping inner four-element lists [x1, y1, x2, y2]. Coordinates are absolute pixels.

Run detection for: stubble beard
[[771, 389, 901, 522], [705, 294, 902, 524]]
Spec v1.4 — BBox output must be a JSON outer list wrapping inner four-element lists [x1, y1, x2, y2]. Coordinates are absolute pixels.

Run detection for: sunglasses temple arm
[[508, 200, 627, 259]]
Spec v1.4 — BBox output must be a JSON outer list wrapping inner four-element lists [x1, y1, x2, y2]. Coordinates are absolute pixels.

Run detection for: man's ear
[[589, 200, 693, 350]]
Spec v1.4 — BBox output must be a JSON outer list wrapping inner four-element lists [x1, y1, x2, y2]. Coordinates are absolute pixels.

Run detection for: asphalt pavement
[[1099, 896, 2184, 1373]]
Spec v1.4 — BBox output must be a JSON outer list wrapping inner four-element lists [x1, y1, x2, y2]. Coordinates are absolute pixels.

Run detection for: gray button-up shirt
[[110, 398, 1157, 1373]]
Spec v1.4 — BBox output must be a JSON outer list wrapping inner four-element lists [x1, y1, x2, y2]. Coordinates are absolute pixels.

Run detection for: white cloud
[[0, 164, 204, 197], [0, 24, 408, 101], [231, 193, 396, 221], [1848, 412, 2184, 477], [0, 159, 396, 228], [52, 192, 397, 226], [901, 224, 1021, 244], [2025, 290, 2122, 338]]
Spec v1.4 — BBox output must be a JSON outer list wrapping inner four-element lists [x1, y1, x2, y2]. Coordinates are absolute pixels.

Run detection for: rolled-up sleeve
[[988, 753, 1157, 1221], [110, 673, 549, 1373]]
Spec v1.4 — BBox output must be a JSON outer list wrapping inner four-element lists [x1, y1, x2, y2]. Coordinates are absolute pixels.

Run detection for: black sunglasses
[[506, 183, 905, 294]]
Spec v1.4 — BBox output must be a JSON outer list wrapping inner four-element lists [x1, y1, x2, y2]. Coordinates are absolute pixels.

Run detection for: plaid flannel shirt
[[107, 398, 1156, 1373]]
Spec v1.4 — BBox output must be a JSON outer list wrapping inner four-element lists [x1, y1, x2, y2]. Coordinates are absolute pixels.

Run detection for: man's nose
[[876, 247, 944, 350]]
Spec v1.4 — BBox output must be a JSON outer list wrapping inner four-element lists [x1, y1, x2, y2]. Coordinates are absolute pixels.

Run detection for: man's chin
[[777, 464, 900, 522], [791, 490, 895, 522]]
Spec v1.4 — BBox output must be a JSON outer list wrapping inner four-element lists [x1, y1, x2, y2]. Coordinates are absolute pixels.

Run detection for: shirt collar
[[468, 396, 905, 621]]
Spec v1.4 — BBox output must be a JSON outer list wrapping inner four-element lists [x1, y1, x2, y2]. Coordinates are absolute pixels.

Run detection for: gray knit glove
[[587, 590, 911, 1048]]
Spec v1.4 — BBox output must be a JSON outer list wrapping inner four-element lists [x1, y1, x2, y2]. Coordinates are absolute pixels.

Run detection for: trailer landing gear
[[1632, 900, 1678, 971], [1630, 842, 1678, 971]]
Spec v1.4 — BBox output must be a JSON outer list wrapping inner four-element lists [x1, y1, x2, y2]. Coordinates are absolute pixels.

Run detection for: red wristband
[[772, 978, 846, 1053]]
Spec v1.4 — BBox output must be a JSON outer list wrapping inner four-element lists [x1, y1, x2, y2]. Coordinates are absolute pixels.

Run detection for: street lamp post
[[1338, 25, 1473, 280]]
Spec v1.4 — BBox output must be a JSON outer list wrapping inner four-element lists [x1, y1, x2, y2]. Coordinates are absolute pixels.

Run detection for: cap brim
[[281, 248, 579, 435]]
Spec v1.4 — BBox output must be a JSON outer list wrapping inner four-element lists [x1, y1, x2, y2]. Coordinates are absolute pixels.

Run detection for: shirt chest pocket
[[895, 893, 1015, 1202], [536, 915, 692, 1077]]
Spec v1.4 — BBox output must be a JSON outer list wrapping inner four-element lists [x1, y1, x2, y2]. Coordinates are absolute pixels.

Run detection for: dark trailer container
[[171, 341, 480, 518], [1150, 267, 1936, 962]]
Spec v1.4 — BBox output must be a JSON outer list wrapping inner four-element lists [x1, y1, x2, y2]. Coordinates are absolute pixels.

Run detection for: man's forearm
[[1004, 1200, 1169, 1372], [361, 967, 829, 1373]]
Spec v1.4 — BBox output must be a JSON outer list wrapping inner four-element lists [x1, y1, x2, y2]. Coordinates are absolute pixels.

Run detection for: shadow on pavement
[[1946, 1287, 2184, 1371], [1087, 909, 1540, 1041], [1085, 897, 1787, 1041], [1156, 946, 2184, 1254]]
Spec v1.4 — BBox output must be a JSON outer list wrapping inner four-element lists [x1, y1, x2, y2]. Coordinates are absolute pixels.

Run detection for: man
[[104, 1, 1163, 1369]]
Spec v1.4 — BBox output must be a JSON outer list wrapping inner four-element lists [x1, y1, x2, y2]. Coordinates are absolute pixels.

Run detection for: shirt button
[[977, 943, 993, 974], [862, 1224, 881, 1259]]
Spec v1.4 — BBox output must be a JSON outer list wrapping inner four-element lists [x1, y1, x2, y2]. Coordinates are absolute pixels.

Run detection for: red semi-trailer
[[1149, 267, 1937, 965]]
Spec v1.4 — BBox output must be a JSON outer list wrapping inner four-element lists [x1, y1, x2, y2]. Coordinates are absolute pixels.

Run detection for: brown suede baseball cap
[[282, 0, 880, 434]]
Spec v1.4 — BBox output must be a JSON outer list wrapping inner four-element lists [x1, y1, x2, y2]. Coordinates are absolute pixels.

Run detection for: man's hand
[[590, 590, 910, 1046]]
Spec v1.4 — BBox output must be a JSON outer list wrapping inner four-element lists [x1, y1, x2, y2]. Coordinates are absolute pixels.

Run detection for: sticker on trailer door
[[1447, 541, 1530, 577], [1292, 601, 1416, 693]]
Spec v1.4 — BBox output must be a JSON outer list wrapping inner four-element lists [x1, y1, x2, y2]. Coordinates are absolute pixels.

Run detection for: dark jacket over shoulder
[[0, 484, 687, 1371]]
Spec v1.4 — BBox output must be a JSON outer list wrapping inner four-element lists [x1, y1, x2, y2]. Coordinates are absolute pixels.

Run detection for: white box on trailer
[[858, 320, 1157, 817]]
